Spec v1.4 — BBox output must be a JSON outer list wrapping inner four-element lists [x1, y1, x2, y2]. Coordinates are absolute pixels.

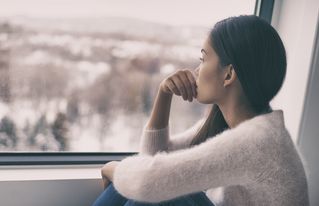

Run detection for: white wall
[[297, 32, 319, 206], [270, 0, 319, 144], [271, 0, 319, 205]]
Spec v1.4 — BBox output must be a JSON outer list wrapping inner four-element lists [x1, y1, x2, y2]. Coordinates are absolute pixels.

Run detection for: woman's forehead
[[202, 37, 216, 56]]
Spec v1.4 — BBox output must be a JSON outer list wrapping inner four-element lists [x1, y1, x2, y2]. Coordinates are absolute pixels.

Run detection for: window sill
[[0, 164, 103, 181], [0, 166, 104, 206]]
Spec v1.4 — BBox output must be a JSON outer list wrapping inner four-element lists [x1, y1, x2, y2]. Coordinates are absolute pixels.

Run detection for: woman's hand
[[101, 176, 111, 190], [101, 161, 120, 189], [160, 69, 197, 102]]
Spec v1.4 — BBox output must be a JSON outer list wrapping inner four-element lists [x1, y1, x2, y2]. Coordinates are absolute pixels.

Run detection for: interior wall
[[270, 0, 319, 144], [271, 0, 319, 205], [297, 12, 319, 206]]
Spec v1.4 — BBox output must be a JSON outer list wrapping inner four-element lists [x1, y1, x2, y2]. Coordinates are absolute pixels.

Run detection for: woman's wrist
[[158, 86, 173, 98], [145, 87, 173, 130], [159, 81, 173, 96]]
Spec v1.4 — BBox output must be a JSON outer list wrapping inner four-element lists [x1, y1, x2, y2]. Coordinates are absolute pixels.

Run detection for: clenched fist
[[160, 69, 198, 102]]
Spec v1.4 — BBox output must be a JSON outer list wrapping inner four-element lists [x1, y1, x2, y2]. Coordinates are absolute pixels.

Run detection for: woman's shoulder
[[214, 109, 288, 153], [238, 110, 303, 165], [233, 109, 286, 137]]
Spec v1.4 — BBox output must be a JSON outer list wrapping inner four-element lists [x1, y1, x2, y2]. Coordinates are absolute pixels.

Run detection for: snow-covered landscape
[[0, 17, 208, 152]]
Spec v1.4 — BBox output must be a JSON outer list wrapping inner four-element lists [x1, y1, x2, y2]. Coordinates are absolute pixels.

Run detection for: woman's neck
[[218, 101, 258, 129]]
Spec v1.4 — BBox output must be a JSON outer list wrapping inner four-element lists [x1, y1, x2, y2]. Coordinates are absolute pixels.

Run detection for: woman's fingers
[[171, 75, 188, 100], [166, 78, 180, 95], [184, 70, 197, 98], [178, 72, 193, 101], [180, 70, 197, 101], [102, 176, 111, 190], [161, 68, 197, 102]]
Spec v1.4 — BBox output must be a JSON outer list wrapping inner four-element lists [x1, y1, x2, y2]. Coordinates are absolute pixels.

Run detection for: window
[[0, 0, 268, 164]]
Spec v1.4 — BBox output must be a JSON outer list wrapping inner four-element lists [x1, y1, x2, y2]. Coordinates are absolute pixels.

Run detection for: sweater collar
[[232, 109, 285, 130]]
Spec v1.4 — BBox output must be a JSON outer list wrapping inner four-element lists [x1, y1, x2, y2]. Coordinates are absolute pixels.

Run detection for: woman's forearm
[[145, 87, 173, 130]]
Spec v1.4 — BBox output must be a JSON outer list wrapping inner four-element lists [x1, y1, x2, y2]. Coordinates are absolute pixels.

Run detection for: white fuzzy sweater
[[113, 110, 309, 206]]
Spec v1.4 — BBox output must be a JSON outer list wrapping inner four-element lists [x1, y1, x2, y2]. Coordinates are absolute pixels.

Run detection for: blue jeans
[[92, 182, 215, 206]]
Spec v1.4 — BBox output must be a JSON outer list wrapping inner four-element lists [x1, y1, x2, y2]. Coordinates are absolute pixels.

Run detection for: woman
[[92, 15, 309, 206]]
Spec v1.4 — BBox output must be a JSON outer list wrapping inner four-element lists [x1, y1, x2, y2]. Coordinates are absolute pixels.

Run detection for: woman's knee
[[91, 183, 128, 206]]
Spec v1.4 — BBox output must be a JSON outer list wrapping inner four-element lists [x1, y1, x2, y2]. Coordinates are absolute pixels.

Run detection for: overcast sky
[[0, 0, 255, 26]]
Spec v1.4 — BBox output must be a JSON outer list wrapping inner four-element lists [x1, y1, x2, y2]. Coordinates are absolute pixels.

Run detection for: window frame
[[0, 0, 274, 165], [0, 152, 137, 165], [254, 0, 275, 23]]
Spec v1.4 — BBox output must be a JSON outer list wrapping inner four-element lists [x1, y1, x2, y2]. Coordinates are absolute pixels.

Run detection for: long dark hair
[[190, 15, 287, 146]]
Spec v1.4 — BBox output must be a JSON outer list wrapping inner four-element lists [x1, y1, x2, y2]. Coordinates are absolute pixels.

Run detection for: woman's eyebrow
[[201, 49, 208, 55]]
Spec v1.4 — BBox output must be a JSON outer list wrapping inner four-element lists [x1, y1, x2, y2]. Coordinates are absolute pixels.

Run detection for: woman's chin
[[194, 95, 202, 103], [196, 96, 212, 104]]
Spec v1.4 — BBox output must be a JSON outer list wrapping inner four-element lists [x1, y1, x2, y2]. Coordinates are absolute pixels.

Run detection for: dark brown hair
[[190, 104, 229, 146], [189, 15, 286, 147]]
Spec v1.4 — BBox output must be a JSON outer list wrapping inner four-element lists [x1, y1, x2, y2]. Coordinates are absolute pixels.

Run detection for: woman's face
[[194, 37, 226, 104]]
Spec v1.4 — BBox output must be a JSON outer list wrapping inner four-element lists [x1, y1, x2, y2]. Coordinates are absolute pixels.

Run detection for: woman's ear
[[223, 65, 237, 87]]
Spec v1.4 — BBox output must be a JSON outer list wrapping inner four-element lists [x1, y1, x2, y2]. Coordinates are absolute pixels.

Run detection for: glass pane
[[0, 0, 255, 152]]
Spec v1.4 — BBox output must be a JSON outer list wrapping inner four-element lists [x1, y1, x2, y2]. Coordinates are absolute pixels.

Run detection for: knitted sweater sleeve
[[139, 118, 205, 155], [113, 122, 266, 203]]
